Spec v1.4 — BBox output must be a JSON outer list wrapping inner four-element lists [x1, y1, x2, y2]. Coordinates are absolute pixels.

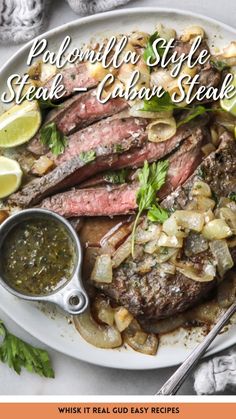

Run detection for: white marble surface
[[0, 0, 236, 396]]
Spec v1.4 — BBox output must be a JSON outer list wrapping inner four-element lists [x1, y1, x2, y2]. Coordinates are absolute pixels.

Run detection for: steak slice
[[28, 92, 127, 156], [10, 123, 206, 208], [95, 132, 236, 321], [52, 116, 148, 166], [44, 62, 97, 98], [40, 127, 205, 217], [9, 135, 146, 208]]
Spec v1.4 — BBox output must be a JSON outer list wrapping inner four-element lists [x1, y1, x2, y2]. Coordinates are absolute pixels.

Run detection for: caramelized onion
[[173, 210, 204, 232], [112, 238, 131, 268], [176, 261, 216, 282], [90, 254, 113, 283], [123, 320, 158, 355], [202, 219, 232, 240], [73, 311, 122, 349], [114, 307, 133, 332], [209, 240, 234, 277]]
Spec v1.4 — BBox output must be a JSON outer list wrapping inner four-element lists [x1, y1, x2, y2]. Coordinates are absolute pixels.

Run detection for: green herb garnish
[[210, 59, 230, 72], [143, 91, 174, 112], [198, 166, 206, 180], [131, 160, 169, 255], [177, 105, 207, 128], [0, 320, 54, 378], [143, 94, 213, 128], [40, 122, 68, 156], [143, 32, 165, 65], [147, 203, 169, 223], [38, 98, 61, 110], [229, 192, 236, 202], [103, 169, 128, 184], [79, 150, 96, 163]]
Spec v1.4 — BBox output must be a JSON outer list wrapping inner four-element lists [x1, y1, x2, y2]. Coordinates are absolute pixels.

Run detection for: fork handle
[[156, 301, 236, 395]]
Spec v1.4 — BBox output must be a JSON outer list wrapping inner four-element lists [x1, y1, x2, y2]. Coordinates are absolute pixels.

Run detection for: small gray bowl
[[0, 209, 89, 315]]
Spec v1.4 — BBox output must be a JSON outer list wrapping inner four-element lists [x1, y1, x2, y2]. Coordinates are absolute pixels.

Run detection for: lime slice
[[220, 73, 236, 116], [0, 156, 22, 198], [0, 100, 41, 148]]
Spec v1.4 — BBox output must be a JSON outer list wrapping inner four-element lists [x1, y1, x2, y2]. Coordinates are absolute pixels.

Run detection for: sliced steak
[[28, 92, 127, 156], [162, 131, 236, 211], [53, 116, 148, 166], [173, 39, 221, 91], [9, 123, 206, 208], [95, 132, 236, 321], [40, 128, 205, 218], [41, 184, 138, 217], [44, 62, 97, 98], [8, 135, 146, 208]]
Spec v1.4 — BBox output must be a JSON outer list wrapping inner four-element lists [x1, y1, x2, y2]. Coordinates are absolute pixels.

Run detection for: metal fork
[[156, 301, 236, 395]]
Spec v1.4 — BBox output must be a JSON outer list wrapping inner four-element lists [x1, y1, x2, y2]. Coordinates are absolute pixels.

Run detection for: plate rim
[[1, 6, 236, 370]]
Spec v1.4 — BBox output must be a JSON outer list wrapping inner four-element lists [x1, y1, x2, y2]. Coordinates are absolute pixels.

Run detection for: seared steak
[[28, 93, 127, 156], [53, 116, 148, 166], [9, 134, 146, 208], [44, 62, 97, 97], [162, 131, 236, 211], [41, 184, 138, 217], [9, 122, 206, 208], [40, 128, 204, 217], [94, 132, 236, 321]]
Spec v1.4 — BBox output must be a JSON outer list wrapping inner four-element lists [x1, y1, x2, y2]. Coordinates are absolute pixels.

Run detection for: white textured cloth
[[66, 0, 131, 16], [0, 0, 48, 43], [194, 349, 236, 394], [0, 0, 131, 43]]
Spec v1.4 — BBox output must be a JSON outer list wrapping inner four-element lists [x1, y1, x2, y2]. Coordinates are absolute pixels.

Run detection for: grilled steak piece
[[94, 132, 236, 321], [44, 62, 97, 98], [52, 116, 148, 166], [10, 122, 206, 208], [162, 131, 236, 211], [28, 93, 127, 156], [40, 127, 204, 217], [9, 135, 146, 208], [173, 39, 221, 90], [41, 184, 138, 217]]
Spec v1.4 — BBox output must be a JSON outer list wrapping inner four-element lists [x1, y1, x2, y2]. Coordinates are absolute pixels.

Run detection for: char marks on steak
[[9, 134, 146, 208], [40, 127, 205, 217], [94, 132, 236, 321], [53, 116, 148, 166], [9, 122, 206, 208], [44, 62, 97, 98], [173, 39, 221, 90], [28, 92, 127, 156]]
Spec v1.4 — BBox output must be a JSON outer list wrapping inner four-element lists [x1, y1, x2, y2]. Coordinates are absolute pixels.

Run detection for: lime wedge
[[0, 100, 41, 148], [220, 73, 236, 116], [0, 156, 22, 198]]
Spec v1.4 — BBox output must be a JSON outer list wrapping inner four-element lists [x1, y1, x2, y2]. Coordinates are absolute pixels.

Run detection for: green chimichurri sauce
[[2, 218, 75, 296]]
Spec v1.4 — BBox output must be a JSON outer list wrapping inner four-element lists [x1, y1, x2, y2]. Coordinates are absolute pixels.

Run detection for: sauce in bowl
[[2, 218, 75, 296]]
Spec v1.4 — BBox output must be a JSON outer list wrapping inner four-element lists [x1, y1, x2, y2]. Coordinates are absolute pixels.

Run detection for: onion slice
[[73, 311, 122, 349], [210, 240, 234, 277]]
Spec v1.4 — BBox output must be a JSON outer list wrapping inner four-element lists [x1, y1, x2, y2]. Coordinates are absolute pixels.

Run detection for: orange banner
[[0, 403, 236, 419]]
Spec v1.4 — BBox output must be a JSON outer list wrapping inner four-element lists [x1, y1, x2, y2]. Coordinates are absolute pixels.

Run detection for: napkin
[[0, 0, 131, 43]]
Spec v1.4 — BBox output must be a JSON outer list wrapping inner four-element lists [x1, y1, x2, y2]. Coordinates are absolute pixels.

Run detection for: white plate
[[0, 7, 236, 369]]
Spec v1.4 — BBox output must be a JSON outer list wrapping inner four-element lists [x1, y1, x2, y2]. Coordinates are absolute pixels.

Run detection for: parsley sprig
[[40, 122, 68, 156], [0, 320, 54, 378], [142, 92, 212, 127], [143, 32, 166, 65], [131, 160, 169, 255]]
